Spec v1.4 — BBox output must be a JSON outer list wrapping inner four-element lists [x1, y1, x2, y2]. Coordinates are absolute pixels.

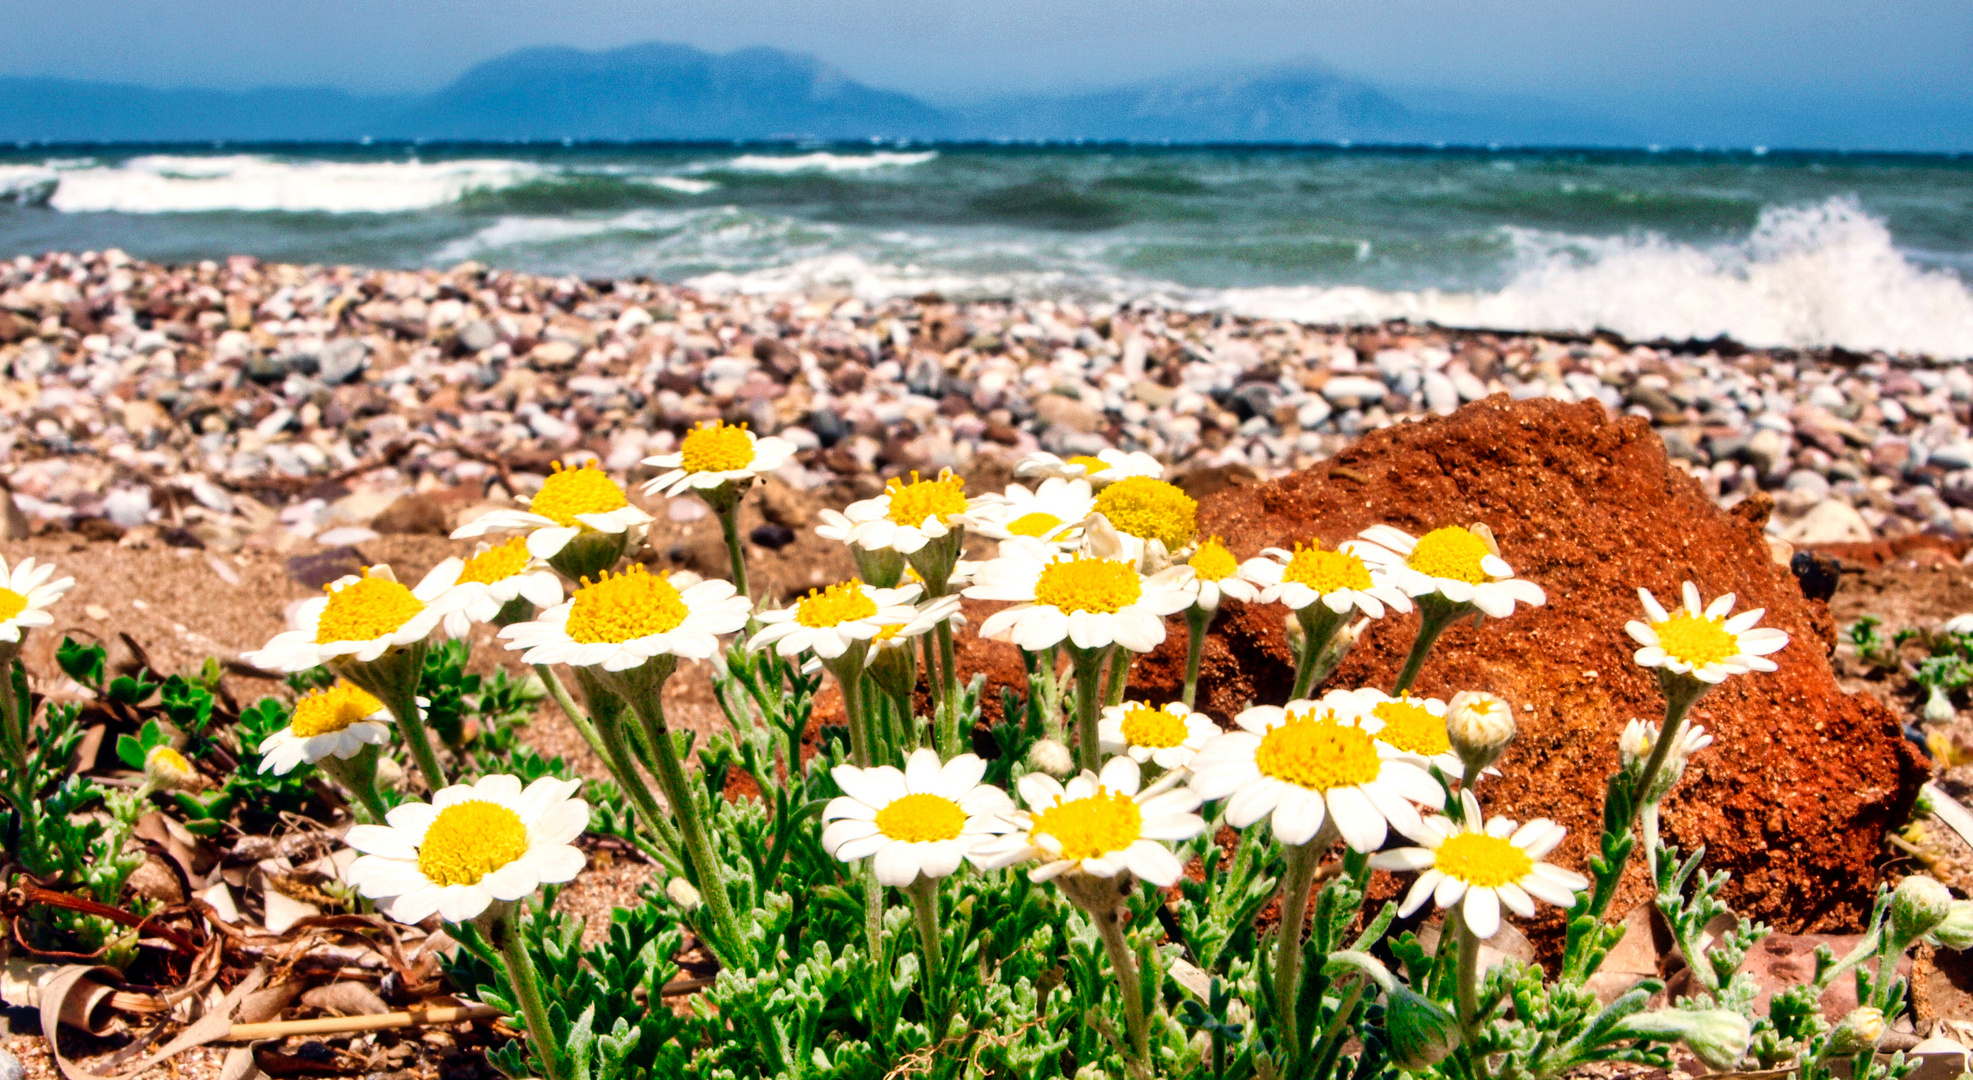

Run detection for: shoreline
[[0, 248, 1968, 563]]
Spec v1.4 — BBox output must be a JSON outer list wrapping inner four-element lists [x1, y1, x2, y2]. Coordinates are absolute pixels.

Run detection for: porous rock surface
[[1125, 394, 1928, 934]]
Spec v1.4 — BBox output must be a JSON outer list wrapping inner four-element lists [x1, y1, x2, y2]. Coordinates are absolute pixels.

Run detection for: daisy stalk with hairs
[[1241, 539, 1412, 699], [751, 579, 923, 767], [501, 564, 752, 961], [1176, 536, 1259, 708], [0, 556, 72, 778], [643, 419, 797, 599]]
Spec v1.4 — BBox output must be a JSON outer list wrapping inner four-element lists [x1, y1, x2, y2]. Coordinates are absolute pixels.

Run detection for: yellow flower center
[[1281, 543, 1373, 593], [873, 792, 968, 843], [1066, 455, 1109, 475], [457, 537, 533, 585], [1408, 527, 1492, 585], [1033, 556, 1142, 614], [527, 461, 629, 528], [417, 801, 531, 887], [1372, 699, 1450, 757], [315, 574, 424, 644], [290, 681, 387, 737], [795, 581, 879, 628], [1119, 704, 1190, 749], [1093, 476, 1197, 550], [885, 471, 968, 527], [1029, 789, 1143, 861], [1654, 612, 1741, 667], [679, 420, 757, 473], [564, 565, 688, 644], [147, 746, 192, 777], [1255, 710, 1382, 791], [872, 623, 909, 644], [0, 588, 27, 622], [1189, 538, 1239, 582], [1006, 511, 1065, 537], [1434, 832, 1534, 888]]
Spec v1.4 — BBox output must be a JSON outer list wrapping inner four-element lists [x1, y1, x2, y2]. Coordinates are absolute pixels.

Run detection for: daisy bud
[[665, 876, 702, 912], [1892, 875, 1955, 945], [1929, 900, 1973, 950], [1925, 685, 1957, 723], [1445, 691, 1515, 776], [1827, 1007, 1887, 1057], [1617, 1009, 1751, 1072], [374, 754, 405, 790], [1384, 984, 1461, 1070], [143, 744, 200, 792], [1026, 738, 1076, 779]]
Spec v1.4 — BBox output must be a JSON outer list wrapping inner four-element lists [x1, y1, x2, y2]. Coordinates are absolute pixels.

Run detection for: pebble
[[0, 250, 1964, 558]]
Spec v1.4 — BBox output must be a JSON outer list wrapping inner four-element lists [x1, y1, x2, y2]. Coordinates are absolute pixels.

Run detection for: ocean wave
[[36, 155, 546, 213], [705, 150, 938, 174], [430, 209, 705, 263], [0, 165, 58, 205], [1213, 198, 1973, 357]]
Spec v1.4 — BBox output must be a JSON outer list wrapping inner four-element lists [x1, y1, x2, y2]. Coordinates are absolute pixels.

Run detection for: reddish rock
[[968, 396, 1925, 939]]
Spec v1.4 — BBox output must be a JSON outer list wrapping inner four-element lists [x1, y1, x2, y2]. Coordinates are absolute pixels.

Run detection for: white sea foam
[[708, 150, 938, 174], [431, 209, 706, 264], [0, 165, 58, 204], [643, 176, 719, 194], [40, 155, 545, 214], [1212, 198, 1973, 358]]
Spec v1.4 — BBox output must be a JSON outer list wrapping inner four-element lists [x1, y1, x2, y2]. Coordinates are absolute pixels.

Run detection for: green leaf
[[56, 637, 104, 687]]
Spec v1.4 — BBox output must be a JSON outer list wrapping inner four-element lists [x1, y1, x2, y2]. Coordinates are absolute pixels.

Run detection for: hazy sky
[[0, 0, 1967, 110]]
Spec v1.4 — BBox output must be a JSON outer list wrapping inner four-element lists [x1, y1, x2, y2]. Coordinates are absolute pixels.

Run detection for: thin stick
[[228, 1004, 500, 1041]]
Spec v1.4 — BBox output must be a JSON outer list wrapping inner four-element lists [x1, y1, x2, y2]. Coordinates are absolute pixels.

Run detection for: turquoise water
[[2, 143, 1970, 355]]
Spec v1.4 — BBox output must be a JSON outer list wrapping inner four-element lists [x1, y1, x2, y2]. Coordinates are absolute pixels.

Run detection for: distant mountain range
[[0, 40, 1965, 150]]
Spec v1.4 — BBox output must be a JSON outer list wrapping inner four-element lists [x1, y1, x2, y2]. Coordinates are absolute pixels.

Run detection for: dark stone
[[74, 517, 125, 543], [287, 546, 367, 589], [1790, 551, 1842, 603], [159, 526, 205, 549], [1228, 383, 1276, 421], [749, 523, 796, 550], [809, 407, 849, 448], [372, 494, 450, 535]]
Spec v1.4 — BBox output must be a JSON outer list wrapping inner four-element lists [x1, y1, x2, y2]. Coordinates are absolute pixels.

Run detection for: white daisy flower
[[1016, 449, 1164, 487], [1089, 476, 1198, 565], [245, 565, 455, 672], [1240, 541, 1413, 618], [451, 460, 652, 561], [868, 593, 965, 661], [968, 477, 1097, 546], [1626, 583, 1789, 684], [418, 537, 565, 637], [751, 579, 924, 661], [345, 774, 588, 925], [1340, 688, 1467, 778], [971, 756, 1205, 885], [1368, 789, 1587, 940], [1098, 700, 1221, 771], [822, 749, 1015, 886], [0, 555, 73, 644], [1188, 695, 1445, 852], [964, 538, 1194, 653], [1354, 524, 1546, 618], [642, 419, 799, 499], [833, 469, 977, 556], [1182, 537, 1260, 613], [499, 564, 751, 671], [257, 681, 393, 775]]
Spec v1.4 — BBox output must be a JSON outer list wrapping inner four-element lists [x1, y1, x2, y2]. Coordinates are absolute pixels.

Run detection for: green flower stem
[[1103, 647, 1130, 707], [1290, 604, 1348, 700], [1273, 837, 1324, 1051], [1087, 892, 1151, 1072], [863, 869, 885, 976], [920, 630, 948, 749], [1182, 604, 1212, 709], [486, 905, 570, 1080], [621, 674, 743, 965], [534, 664, 612, 766], [1630, 672, 1706, 829], [1391, 596, 1467, 698], [714, 501, 751, 604], [374, 676, 448, 791], [829, 661, 872, 768], [316, 744, 389, 824], [1455, 910, 1484, 1047], [1070, 645, 1112, 774], [905, 876, 946, 1028], [933, 620, 962, 755], [889, 689, 919, 752], [590, 707, 686, 864], [0, 663, 27, 783]]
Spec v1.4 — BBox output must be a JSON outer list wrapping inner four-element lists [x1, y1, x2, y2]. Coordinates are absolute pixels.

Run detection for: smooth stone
[[103, 486, 151, 529], [1781, 499, 1874, 545], [318, 338, 369, 384]]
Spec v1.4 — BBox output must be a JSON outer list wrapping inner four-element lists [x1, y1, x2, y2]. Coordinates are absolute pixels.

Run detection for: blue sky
[[2, 0, 1967, 115]]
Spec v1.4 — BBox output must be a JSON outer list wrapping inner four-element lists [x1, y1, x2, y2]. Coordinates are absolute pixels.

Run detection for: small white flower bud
[[1616, 1009, 1751, 1072], [1446, 691, 1516, 775], [1384, 985, 1461, 1070], [665, 876, 702, 912], [1930, 900, 1973, 950], [374, 754, 405, 791], [1893, 875, 1955, 945], [1827, 1007, 1887, 1057], [1027, 738, 1075, 779], [143, 744, 200, 792]]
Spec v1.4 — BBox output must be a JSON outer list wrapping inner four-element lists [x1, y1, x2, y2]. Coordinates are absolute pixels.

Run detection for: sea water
[[1, 142, 1969, 357]]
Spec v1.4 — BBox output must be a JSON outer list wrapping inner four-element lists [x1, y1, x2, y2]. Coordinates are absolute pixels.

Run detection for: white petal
[[1462, 886, 1502, 939], [1326, 785, 1388, 853]]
